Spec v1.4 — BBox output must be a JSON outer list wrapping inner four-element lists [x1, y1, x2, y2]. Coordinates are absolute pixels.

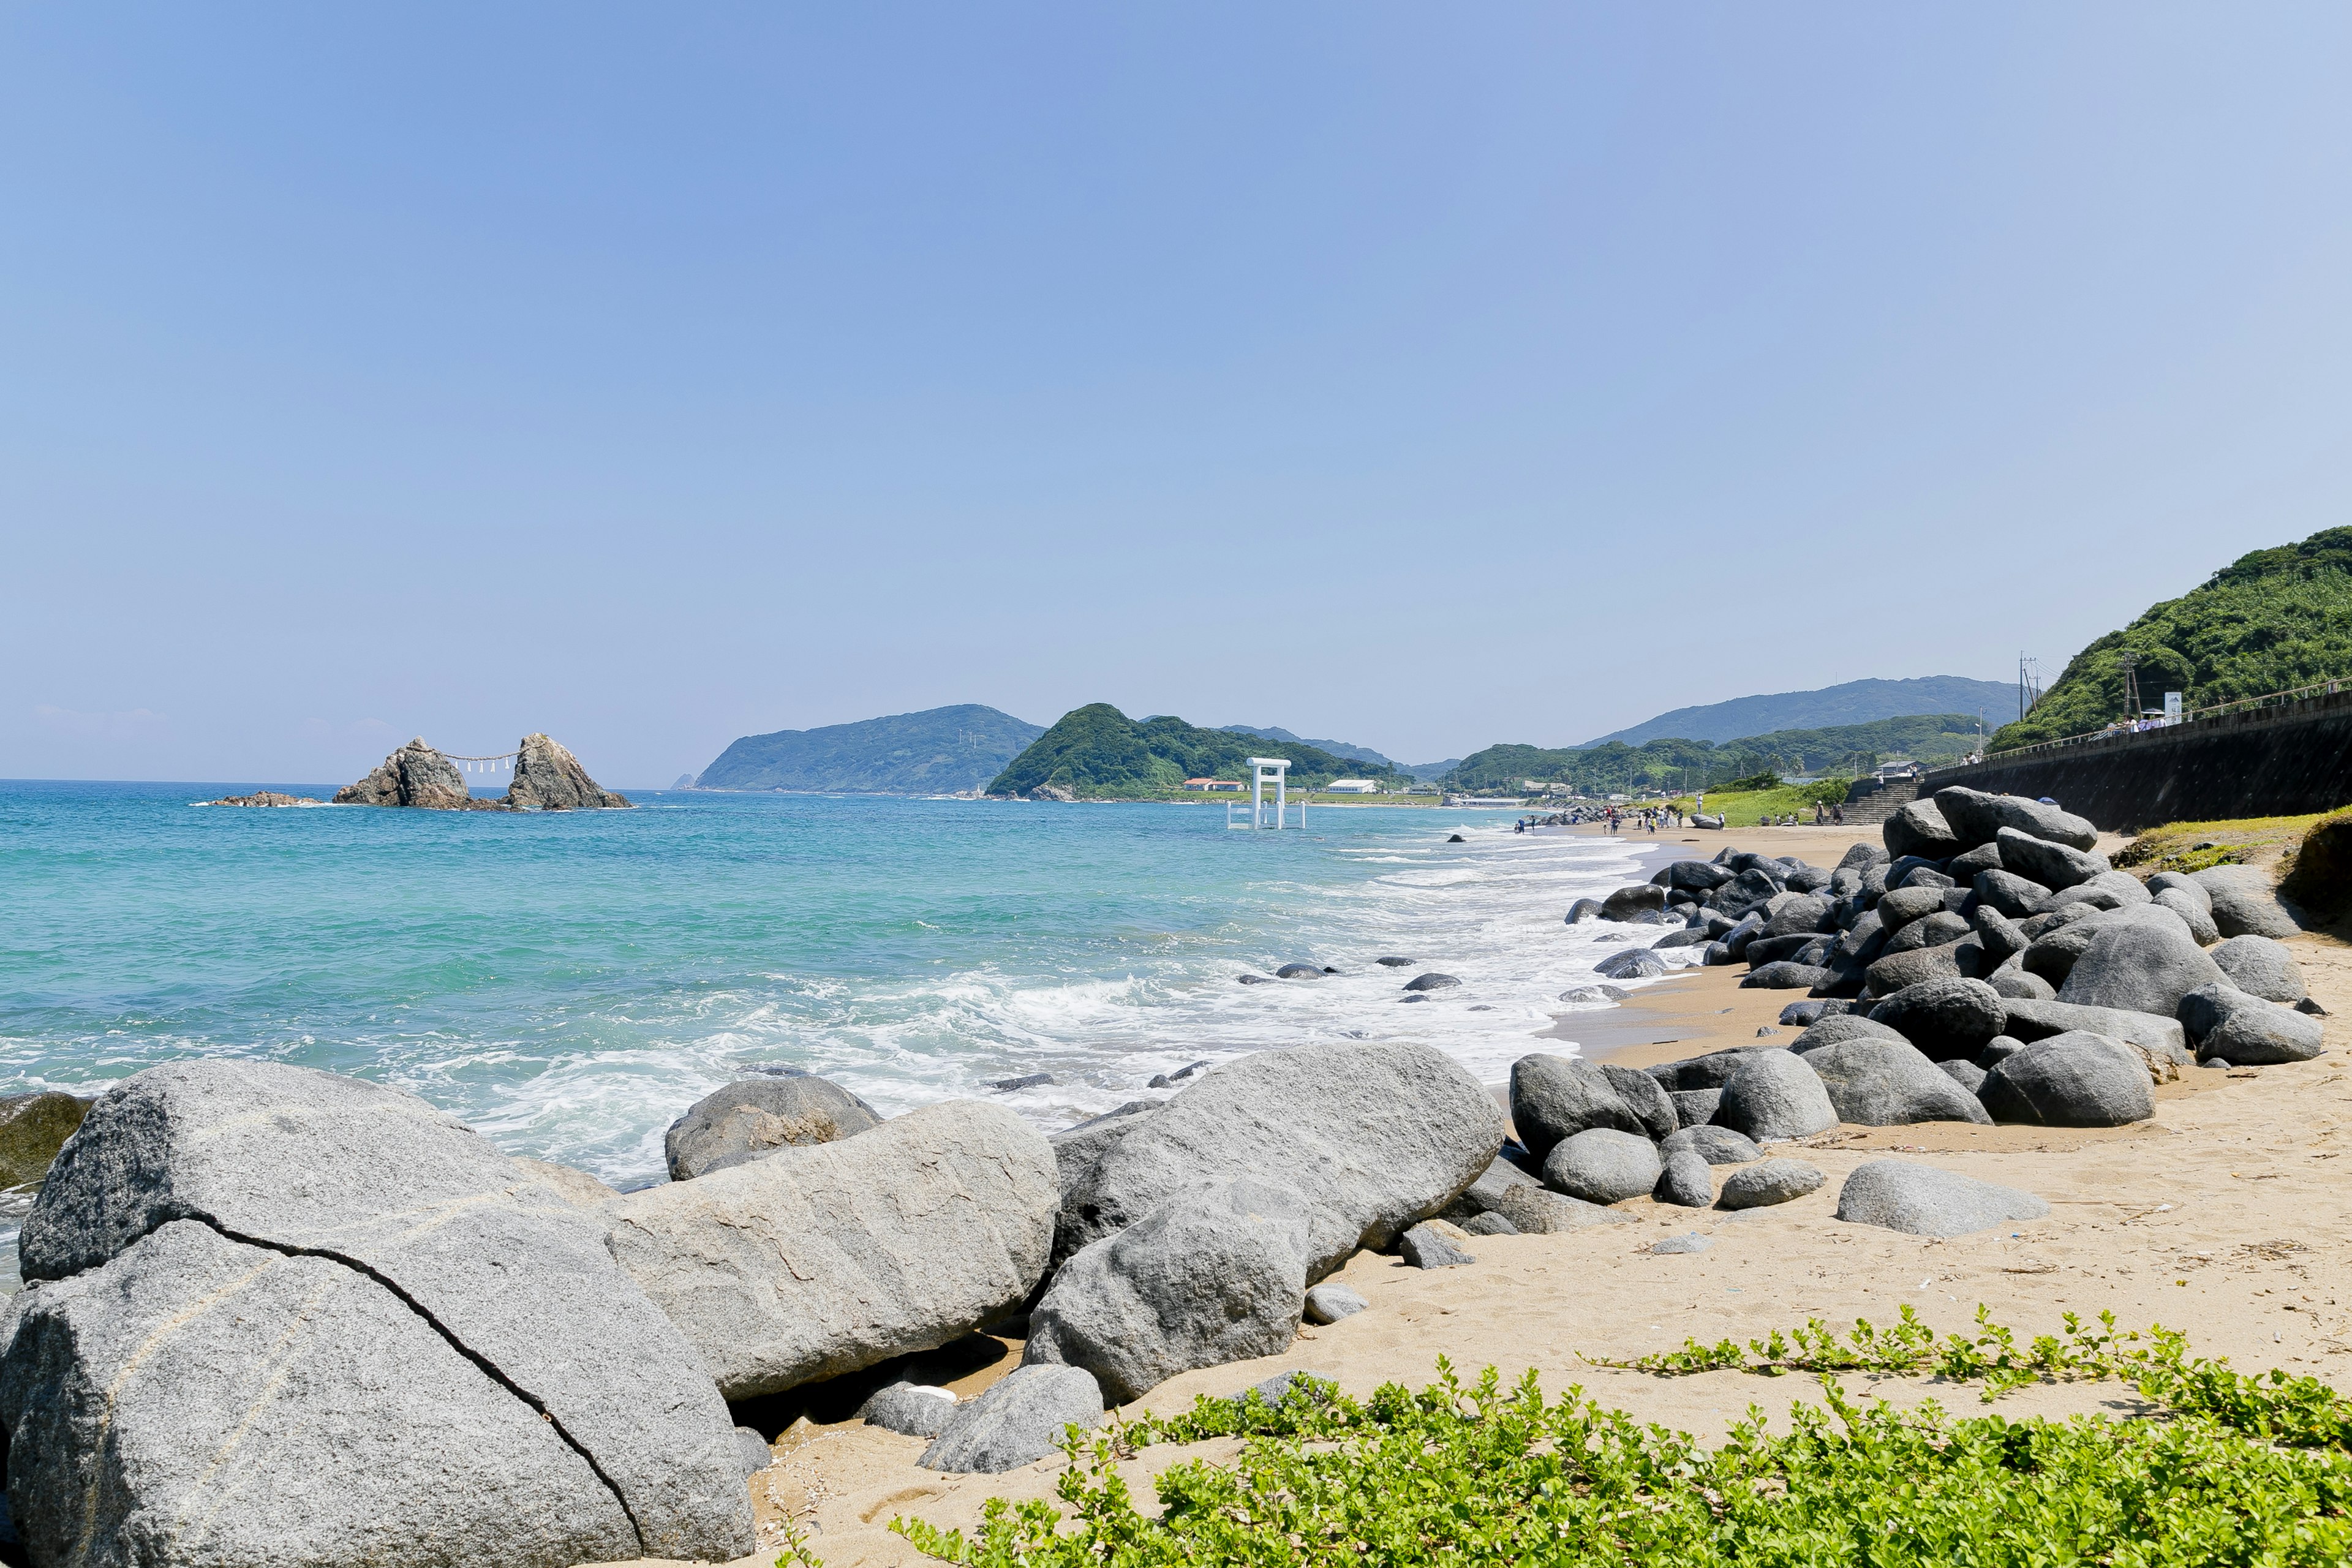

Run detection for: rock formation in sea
[[507, 732, 632, 810], [331, 737, 485, 809]]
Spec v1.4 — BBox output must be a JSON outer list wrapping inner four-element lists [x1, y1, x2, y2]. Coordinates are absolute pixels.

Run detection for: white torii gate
[[1228, 756, 1303, 830]]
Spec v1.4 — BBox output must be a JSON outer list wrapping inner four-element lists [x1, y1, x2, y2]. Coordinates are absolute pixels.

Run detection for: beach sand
[[631, 823, 2352, 1567]]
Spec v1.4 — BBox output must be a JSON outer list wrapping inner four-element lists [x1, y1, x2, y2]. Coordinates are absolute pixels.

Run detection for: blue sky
[[7, 5, 2351, 786]]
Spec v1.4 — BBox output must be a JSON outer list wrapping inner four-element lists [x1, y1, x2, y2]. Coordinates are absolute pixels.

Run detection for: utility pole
[[2118, 651, 2143, 722]]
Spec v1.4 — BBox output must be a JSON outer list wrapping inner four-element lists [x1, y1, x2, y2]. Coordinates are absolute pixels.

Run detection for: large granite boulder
[[1994, 827, 2109, 892], [919, 1365, 1103, 1472], [0, 1090, 89, 1191], [1048, 1101, 1161, 1255], [2152, 886, 2222, 945], [1540, 1128, 1664, 1205], [1869, 977, 2005, 1061], [1717, 1157, 1825, 1210], [1977, 1032, 2155, 1126], [1660, 1124, 1761, 1164], [1489, 1185, 1634, 1234], [2056, 921, 2225, 1016], [1796, 1038, 1991, 1126], [331, 737, 480, 809], [2208, 935, 2309, 1005], [1600, 884, 1669, 921], [2178, 983, 2326, 1065], [1833, 1159, 2049, 1237], [605, 1099, 1057, 1399], [1932, 788, 2098, 852], [1023, 1180, 1309, 1403], [2021, 904, 2193, 986], [1973, 869, 2053, 919], [2000, 997, 2187, 1058], [1054, 1042, 1502, 1280], [1714, 1049, 1837, 1142], [12, 1060, 753, 1564], [507, 733, 632, 810], [1882, 799, 1961, 861], [1510, 1054, 1675, 1159], [1864, 942, 1968, 996], [2193, 865, 2299, 938], [664, 1071, 881, 1180]]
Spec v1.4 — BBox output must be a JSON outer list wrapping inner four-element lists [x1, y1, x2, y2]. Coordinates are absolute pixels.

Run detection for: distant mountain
[[992, 706, 1394, 798], [698, 704, 1045, 794], [1992, 526, 2352, 750], [1586, 676, 2017, 747], [1444, 714, 1985, 794], [1219, 725, 1399, 772], [1404, 758, 1462, 781]]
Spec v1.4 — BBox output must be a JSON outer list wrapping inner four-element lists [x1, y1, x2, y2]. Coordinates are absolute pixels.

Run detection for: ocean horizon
[[0, 779, 1678, 1286]]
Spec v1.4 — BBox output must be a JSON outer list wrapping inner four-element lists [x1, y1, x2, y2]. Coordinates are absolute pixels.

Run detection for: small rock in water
[[1468, 1004, 1496, 1011], [990, 1072, 1055, 1093], [1399, 1223, 1473, 1269], [1651, 1232, 1714, 1255], [1375, 956, 1417, 967], [1275, 963, 1324, 979], [1403, 973, 1462, 992], [1303, 1283, 1369, 1324], [1237, 974, 1271, 985], [1558, 984, 1633, 1004], [1169, 1061, 1210, 1081], [1148, 1075, 1172, 1088]]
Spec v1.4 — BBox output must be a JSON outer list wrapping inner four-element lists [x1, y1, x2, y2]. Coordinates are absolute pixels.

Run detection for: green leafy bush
[[831, 1311, 2352, 1568]]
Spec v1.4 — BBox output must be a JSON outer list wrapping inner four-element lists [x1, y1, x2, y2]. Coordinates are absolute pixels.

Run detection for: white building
[[1324, 778, 1381, 794]]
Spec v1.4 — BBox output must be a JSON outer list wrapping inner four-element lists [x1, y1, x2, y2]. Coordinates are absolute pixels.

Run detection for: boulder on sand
[[1540, 1128, 1664, 1205], [2056, 921, 2225, 1016], [506, 733, 632, 809], [1023, 1180, 1310, 1404], [1932, 788, 2098, 852], [12, 1060, 754, 1564], [1994, 827, 2109, 892], [2208, 935, 2310, 1005], [1660, 1124, 1762, 1164], [2177, 982, 2326, 1065], [1882, 798, 1961, 861], [665, 1071, 881, 1180], [1833, 1159, 2049, 1237], [1868, 977, 2004, 1061], [861, 1382, 960, 1438], [1863, 943, 1967, 996], [331, 737, 485, 809], [1973, 869, 2053, 920], [2193, 865, 2300, 939], [1795, 1038, 1991, 1126], [1600, 884, 1670, 921], [1999, 997, 2187, 1059], [1653, 1148, 1714, 1207], [1976, 1031, 2155, 1127], [920, 1365, 1104, 1474], [604, 1099, 1060, 1399], [1490, 1185, 1632, 1234], [1717, 1157, 1825, 1210], [1510, 1054, 1675, 1159], [1052, 1041, 1502, 1280], [1595, 949, 1668, 980], [1741, 962, 1831, 990], [1714, 1049, 1837, 1142]]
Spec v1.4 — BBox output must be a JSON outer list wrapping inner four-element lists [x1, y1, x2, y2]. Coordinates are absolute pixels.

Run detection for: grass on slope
[[1665, 778, 1852, 828], [2113, 812, 2329, 875], [835, 1310, 2351, 1568]]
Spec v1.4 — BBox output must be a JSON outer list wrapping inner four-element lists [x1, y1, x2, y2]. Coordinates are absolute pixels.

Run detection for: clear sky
[[7, 5, 2351, 786]]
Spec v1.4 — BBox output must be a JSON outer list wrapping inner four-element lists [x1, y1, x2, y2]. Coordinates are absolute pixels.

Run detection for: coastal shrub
[[855, 1313, 2352, 1567]]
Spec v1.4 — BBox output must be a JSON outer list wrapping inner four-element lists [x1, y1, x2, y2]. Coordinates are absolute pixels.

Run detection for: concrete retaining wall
[[1925, 687, 2352, 832]]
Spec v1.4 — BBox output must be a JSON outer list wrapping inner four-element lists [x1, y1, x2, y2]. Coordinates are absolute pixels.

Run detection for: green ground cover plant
[[803, 1310, 2352, 1568]]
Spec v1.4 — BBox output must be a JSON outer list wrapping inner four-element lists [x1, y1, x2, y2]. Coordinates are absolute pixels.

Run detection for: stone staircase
[[1837, 777, 1917, 827]]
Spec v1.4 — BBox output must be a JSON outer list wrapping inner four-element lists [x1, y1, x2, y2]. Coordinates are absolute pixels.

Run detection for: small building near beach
[[1183, 778, 1243, 792], [1324, 779, 1382, 794]]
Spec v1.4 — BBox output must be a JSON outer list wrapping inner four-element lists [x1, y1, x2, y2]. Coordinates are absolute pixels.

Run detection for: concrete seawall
[[1926, 686, 2352, 832]]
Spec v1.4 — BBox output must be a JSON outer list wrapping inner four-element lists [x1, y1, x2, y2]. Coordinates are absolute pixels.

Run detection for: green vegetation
[[1588, 674, 2018, 747], [988, 706, 1395, 799], [697, 704, 1045, 794], [1668, 779, 1850, 827], [1992, 525, 2352, 751], [2111, 812, 2328, 875], [850, 1311, 2352, 1568], [1444, 715, 1979, 796]]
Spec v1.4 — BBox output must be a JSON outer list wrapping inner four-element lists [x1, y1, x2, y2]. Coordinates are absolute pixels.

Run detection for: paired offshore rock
[[603, 1100, 1059, 1400], [507, 732, 633, 810], [7, 1060, 755, 1568], [334, 733, 631, 810]]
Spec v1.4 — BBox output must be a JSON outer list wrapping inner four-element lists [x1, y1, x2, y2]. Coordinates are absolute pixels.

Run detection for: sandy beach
[[647, 822, 2352, 1567]]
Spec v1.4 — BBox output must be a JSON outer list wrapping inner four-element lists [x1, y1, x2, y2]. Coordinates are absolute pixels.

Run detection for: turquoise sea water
[[1, 780, 1674, 1277]]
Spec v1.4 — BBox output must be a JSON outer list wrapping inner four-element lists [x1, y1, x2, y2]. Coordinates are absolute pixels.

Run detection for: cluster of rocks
[[1569, 785, 2320, 1104], [332, 734, 630, 810], [197, 790, 322, 807]]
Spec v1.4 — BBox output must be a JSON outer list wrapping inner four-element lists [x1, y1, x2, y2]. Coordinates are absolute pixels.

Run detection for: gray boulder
[[861, 1382, 960, 1438], [1600, 884, 1669, 921], [1977, 1032, 2155, 1126], [1883, 798, 1962, 861], [1541, 1128, 1664, 1205], [1939, 1058, 1988, 1095], [920, 1365, 1104, 1472], [1763, 894, 1834, 937], [13, 1061, 755, 1563], [1462, 1212, 1518, 1236], [1995, 827, 2109, 892], [2153, 888, 2222, 945], [1024, 1180, 1310, 1403], [1973, 869, 2053, 919], [1883, 910, 1970, 954], [1796, 1038, 1991, 1125], [1948, 842, 2003, 880], [1717, 1158, 1825, 1210], [1398, 1223, 1474, 1269], [1488, 1185, 1633, 1234], [1442, 1156, 1542, 1222], [1714, 1050, 1838, 1142], [1404, 971, 1464, 991], [1566, 899, 1605, 924], [331, 737, 481, 809], [2178, 982, 2325, 1065], [1510, 1054, 1676, 1158], [1054, 1041, 1502, 1280], [1875, 884, 1947, 933], [1660, 1124, 1761, 1164], [665, 1072, 881, 1180], [1988, 966, 2057, 1001], [1933, 788, 2098, 852], [1790, 1014, 1906, 1051], [1654, 1149, 1714, 1207], [1869, 977, 2005, 1060], [737, 1426, 775, 1477], [1972, 907, 2029, 967], [2021, 904, 2192, 986], [1303, 1283, 1368, 1324], [2032, 870, 2152, 913], [2146, 871, 2211, 911], [507, 733, 631, 810], [605, 1099, 1058, 1399], [1838, 842, 1891, 872], [2209, 935, 2309, 1005], [0, 1090, 89, 1192], [1596, 949, 1669, 980], [1645, 1049, 1754, 1091], [2193, 865, 2299, 938], [2000, 997, 2187, 1058], [1833, 1159, 2049, 1237], [1669, 1088, 1722, 1128], [1864, 943, 1966, 996], [1742, 962, 1831, 990], [2056, 921, 2225, 1015]]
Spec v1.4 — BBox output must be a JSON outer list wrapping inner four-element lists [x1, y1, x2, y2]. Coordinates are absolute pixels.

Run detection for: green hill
[[1443, 714, 1985, 794], [1586, 676, 2015, 747], [697, 704, 1044, 794], [990, 706, 1391, 798], [1992, 527, 2352, 751]]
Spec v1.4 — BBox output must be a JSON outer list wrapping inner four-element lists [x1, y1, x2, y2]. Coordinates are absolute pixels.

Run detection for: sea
[[0, 780, 1689, 1286]]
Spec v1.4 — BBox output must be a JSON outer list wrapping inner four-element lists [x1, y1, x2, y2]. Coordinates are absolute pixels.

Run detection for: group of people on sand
[[1758, 800, 1846, 827], [1515, 803, 1690, 834]]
